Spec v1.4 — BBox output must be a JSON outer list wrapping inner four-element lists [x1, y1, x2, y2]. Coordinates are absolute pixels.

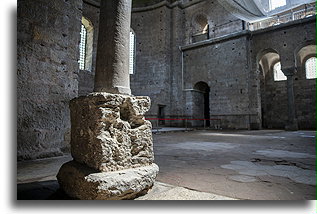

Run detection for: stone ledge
[[136, 182, 236, 200], [57, 161, 159, 200]]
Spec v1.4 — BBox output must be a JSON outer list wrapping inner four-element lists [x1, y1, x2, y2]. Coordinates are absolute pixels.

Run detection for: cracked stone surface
[[19, 129, 315, 200], [228, 175, 257, 183], [153, 130, 316, 200], [69, 92, 154, 172], [57, 92, 158, 200], [57, 161, 159, 200], [135, 182, 236, 200], [169, 142, 237, 151], [253, 149, 315, 159], [221, 161, 316, 185]]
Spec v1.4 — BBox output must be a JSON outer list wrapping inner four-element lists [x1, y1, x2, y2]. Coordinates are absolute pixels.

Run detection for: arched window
[[191, 14, 209, 43], [305, 57, 316, 79], [129, 30, 136, 75], [192, 14, 209, 35], [78, 17, 94, 71], [273, 62, 287, 81]]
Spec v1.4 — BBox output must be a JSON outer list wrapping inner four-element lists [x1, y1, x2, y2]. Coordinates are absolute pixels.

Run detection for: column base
[[57, 161, 159, 200], [58, 92, 159, 200], [69, 92, 154, 172], [285, 121, 299, 131]]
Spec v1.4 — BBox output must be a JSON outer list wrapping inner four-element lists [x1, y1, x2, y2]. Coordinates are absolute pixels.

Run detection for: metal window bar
[[306, 57, 316, 79], [129, 31, 135, 74], [249, 4, 316, 31], [79, 24, 87, 70]]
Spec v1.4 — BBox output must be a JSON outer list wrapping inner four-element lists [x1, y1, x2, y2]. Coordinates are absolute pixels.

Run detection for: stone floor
[[153, 129, 316, 200], [152, 127, 194, 133], [17, 129, 316, 200], [136, 182, 235, 200]]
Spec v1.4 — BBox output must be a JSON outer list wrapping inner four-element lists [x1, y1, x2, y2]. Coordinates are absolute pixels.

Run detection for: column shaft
[[283, 67, 298, 131], [94, 0, 132, 95], [286, 75, 296, 122]]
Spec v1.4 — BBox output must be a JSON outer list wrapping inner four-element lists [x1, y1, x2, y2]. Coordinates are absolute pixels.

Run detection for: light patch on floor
[[200, 132, 286, 139], [254, 149, 315, 159], [221, 161, 316, 185], [271, 136, 286, 139], [169, 142, 237, 151], [228, 175, 257, 183], [300, 135, 315, 138]]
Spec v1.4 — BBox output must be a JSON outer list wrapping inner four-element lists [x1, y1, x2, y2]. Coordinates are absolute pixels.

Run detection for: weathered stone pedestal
[[57, 92, 159, 200]]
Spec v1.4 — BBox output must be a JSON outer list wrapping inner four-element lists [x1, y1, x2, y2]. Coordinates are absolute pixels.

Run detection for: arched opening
[[192, 81, 210, 127], [257, 50, 282, 80], [191, 13, 209, 43], [257, 49, 286, 129], [272, 61, 287, 81], [295, 44, 316, 79], [294, 44, 316, 129]]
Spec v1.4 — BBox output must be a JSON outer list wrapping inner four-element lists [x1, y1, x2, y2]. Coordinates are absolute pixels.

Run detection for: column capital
[[282, 66, 297, 76]]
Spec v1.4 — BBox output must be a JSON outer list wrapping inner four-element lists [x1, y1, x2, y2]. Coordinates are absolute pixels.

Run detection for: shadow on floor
[[17, 180, 74, 200]]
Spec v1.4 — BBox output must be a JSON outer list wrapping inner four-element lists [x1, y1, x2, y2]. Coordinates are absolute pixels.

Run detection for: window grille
[[305, 57, 316, 79], [129, 31, 135, 74], [79, 24, 87, 70]]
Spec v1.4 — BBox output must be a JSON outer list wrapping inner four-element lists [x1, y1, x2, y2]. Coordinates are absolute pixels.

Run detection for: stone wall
[[181, 0, 243, 44], [182, 34, 251, 129], [17, 0, 316, 161], [130, 0, 244, 126], [129, 1, 315, 130], [17, 0, 82, 160], [80, 0, 314, 130], [251, 17, 316, 129], [77, 0, 244, 123], [130, 5, 173, 118]]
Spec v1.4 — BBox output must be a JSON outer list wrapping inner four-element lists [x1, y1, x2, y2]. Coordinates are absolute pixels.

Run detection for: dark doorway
[[158, 105, 166, 125], [193, 81, 210, 127]]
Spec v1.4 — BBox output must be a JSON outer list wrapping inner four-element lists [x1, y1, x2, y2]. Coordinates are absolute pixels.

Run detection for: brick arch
[[294, 41, 316, 73], [191, 12, 210, 38]]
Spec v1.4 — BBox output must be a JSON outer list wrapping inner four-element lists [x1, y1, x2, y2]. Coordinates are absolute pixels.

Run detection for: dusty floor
[[153, 129, 316, 200], [17, 129, 316, 200]]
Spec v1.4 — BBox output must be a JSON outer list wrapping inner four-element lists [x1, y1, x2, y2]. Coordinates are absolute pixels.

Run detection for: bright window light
[[269, 0, 286, 11], [129, 31, 135, 74], [305, 57, 316, 79], [273, 62, 287, 81], [79, 24, 87, 70]]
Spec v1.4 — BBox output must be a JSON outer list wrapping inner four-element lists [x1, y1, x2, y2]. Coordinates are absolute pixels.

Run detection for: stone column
[[283, 67, 298, 131], [57, 0, 158, 200], [94, 0, 131, 95]]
